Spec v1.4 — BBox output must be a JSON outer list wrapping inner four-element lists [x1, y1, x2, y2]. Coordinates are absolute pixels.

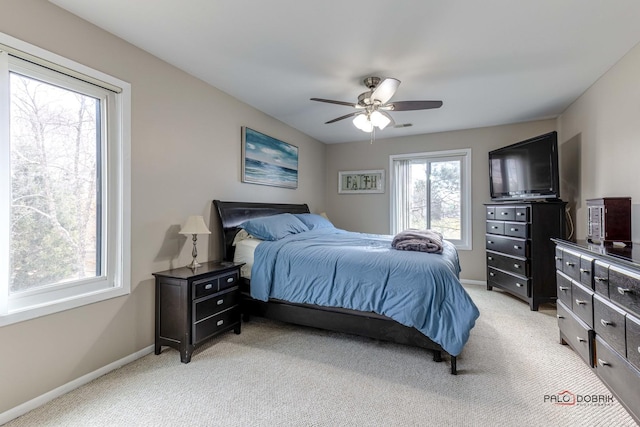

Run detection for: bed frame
[[213, 200, 458, 374]]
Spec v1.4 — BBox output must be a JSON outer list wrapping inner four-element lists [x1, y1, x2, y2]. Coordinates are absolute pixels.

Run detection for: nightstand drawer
[[194, 287, 239, 322], [558, 301, 593, 367], [594, 294, 626, 357], [193, 306, 240, 344], [218, 270, 239, 291], [194, 275, 220, 299]]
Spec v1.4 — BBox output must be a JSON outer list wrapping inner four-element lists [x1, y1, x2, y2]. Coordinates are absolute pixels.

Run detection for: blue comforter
[[250, 228, 479, 356]]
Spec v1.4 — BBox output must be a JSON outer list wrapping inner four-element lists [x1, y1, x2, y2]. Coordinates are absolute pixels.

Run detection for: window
[[390, 148, 471, 250], [0, 33, 130, 325]]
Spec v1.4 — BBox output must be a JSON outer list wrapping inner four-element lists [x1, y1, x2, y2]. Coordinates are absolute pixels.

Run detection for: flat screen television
[[488, 131, 559, 201]]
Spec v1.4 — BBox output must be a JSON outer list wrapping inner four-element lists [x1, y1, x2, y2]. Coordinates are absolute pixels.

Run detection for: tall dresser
[[485, 200, 566, 310], [552, 239, 640, 424]]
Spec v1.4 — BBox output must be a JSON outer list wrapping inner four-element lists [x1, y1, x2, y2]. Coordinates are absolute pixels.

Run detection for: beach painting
[[242, 127, 298, 188]]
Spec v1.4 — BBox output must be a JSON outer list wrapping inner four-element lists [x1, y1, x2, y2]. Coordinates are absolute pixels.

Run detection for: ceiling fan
[[310, 76, 443, 133]]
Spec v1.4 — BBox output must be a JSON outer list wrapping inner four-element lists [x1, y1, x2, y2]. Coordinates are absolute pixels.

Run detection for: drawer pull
[[489, 272, 495, 277], [491, 226, 499, 229], [575, 299, 587, 306], [513, 263, 521, 269], [555, 256, 563, 261], [217, 319, 224, 326], [516, 282, 524, 288], [556, 314, 564, 319], [487, 256, 493, 261], [577, 336, 586, 343], [597, 359, 610, 367], [594, 276, 608, 283], [580, 268, 590, 274], [600, 319, 613, 327], [501, 212, 509, 216], [617, 287, 631, 295], [559, 286, 569, 292], [226, 277, 234, 283], [487, 240, 494, 244], [217, 299, 224, 305], [204, 284, 214, 290], [513, 245, 521, 250], [565, 262, 575, 267], [517, 212, 525, 216], [510, 228, 518, 232]]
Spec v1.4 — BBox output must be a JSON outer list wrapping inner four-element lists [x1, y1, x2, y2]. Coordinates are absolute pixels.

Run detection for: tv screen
[[489, 131, 559, 201]]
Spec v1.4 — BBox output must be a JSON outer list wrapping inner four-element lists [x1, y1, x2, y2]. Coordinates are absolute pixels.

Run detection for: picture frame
[[338, 169, 385, 194], [242, 127, 298, 189]]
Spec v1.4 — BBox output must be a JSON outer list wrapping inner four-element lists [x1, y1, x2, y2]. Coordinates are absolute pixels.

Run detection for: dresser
[[485, 200, 566, 310], [553, 239, 640, 423], [152, 261, 244, 363]]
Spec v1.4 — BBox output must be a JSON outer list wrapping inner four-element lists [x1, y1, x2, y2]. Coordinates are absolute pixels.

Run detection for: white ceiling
[[50, 0, 640, 144]]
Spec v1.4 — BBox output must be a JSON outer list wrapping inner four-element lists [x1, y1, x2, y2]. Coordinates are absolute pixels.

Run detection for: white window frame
[[389, 148, 472, 250], [0, 32, 131, 326]]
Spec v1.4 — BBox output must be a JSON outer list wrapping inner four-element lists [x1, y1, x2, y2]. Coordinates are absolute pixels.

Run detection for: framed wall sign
[[242, 127, 298, 189], [338, 169, 385, 194]]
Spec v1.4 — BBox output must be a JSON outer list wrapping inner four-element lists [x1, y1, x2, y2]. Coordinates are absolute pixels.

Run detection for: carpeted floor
[[4, 284, 638, 426]]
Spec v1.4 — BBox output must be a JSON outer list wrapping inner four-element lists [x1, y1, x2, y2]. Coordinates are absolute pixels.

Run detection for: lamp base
[[186, 258, 201, 270]]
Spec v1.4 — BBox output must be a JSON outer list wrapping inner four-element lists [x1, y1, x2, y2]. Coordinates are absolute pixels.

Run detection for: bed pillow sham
[[239, 213, 309, 241], [294, 213, 335, 230]]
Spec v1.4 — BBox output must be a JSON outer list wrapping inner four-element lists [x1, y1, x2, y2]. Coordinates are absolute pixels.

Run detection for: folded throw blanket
[[392, 229, 444, 254]]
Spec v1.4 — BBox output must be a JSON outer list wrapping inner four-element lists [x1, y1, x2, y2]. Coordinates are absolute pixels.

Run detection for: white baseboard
[[460, 279, 486, 286], [0, 345, 154, 425]]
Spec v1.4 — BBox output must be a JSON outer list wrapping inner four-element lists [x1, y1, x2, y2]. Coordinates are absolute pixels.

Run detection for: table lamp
[[179, 215, 211, 269]]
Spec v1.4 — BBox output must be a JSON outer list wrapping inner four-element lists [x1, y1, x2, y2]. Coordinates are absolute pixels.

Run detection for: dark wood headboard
[[213, 200, 310, 261]]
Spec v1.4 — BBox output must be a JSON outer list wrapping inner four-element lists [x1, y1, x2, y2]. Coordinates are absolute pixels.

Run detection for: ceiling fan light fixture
[[353, 113, 373, 132], [370, 110, 391, 130]]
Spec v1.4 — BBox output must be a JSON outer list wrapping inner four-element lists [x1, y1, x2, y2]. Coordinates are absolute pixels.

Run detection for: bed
[[213, 200, 479, 374]]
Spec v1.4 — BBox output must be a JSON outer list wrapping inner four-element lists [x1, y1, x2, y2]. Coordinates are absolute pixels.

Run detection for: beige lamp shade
[[179, 215, 211, 235]]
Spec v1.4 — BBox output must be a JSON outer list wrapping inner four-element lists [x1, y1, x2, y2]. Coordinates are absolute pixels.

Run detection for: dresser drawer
[[487, 251, 529, 276], [193, 287, 239, 322], [558, 301, 593, 367], [627, 313, 640, 372], [594, 336, 640, 418], [486, 206, 496, 220], [495, 206, 515, 221], [593, 260, 610, 297], [609, 265, 640, 317], [561, 249, 582, 281], [486, 220, 504, 235], [193, 306, 241, 345], [571, 281, 594, 328], [488, 267, 529, 298], [593, 294, 627, 357], [514, 206, 529, 222], [485, 234, 528, 258], [503, 221, 528, 238], [579, 255, 594, 289], [555, 247, 564, 271], [556, 271, 573, 308]]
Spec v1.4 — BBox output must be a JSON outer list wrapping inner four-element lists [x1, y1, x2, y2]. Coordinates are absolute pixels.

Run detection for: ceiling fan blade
[[310, 98, 357, 108], [371, 78, 400, 104], [325, 111, 358, 124], [386, 100, 443, 111]]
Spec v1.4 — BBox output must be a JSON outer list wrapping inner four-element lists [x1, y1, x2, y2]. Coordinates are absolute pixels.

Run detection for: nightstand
[[152, 261, 244, 363]]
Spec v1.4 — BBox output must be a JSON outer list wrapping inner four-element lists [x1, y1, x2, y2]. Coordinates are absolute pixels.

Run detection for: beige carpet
[[5, 284, 638, 426]]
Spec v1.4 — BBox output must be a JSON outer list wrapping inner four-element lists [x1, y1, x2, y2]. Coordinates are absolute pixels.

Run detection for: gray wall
[[0, 0, 326, 413], [325, 120, 557, 281]]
